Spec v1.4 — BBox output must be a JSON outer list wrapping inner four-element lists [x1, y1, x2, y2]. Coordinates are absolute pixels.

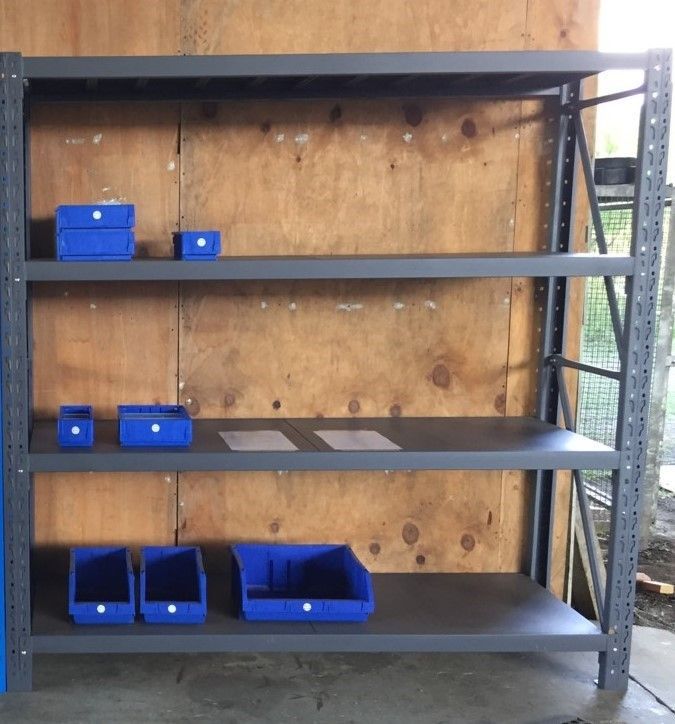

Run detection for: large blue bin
[[68, 547, 135, 625], [57, 229, 135, 261], [56, 203, 135, 230], [57, 405, 94, 447], [118, 405, 192, 447], [140, 546, 207, 624], [232, 544, 375, 622]]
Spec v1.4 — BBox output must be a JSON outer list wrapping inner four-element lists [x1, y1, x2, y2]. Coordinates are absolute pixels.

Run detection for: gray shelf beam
[[24, 51, 647, 80], [28, 417, 620, 473], [25, 253, 635, 282], [32, 572, 606, 654], [22, 51, 648, 102]]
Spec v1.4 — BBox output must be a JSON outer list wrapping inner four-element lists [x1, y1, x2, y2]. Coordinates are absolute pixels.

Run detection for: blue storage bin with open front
[[68, 547, 135, 625], [57, 405, 94, 447], [173, 230, 221, 260], [232, 544, 375, 622], [140, 546, 207, 624], [118, 405, 192, 447]]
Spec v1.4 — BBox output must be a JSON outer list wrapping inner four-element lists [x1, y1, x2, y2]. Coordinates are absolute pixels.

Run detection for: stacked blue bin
[[56, 204, 135, 261]]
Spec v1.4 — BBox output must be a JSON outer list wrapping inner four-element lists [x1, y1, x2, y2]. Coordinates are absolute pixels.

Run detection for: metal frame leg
[[530, 81, 579, 587], [0, 53, 31, 692], [599, 48, 672, 691]]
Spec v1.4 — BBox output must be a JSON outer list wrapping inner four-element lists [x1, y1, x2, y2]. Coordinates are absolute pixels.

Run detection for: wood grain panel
[[1, 0, 184, 548], [180, 0, 526, 54], [0, 0, 180, 56], [178, 470, 501, 573]]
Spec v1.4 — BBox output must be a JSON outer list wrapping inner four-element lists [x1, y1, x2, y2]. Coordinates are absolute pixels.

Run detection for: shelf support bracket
[[572, 110, 626, 355], [599, 48, 672, 691], [552, 361, 606, 626], [0, 52, 32, 692], [529, 81, 579, 588]]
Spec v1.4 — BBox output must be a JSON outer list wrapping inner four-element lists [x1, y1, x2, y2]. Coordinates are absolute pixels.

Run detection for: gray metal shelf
[[1, 49, 671, 692], [32, 572, 605, 654], [25, 253, 635, 281], [23, 50, 647, 102], [28, 416, 620, 473]]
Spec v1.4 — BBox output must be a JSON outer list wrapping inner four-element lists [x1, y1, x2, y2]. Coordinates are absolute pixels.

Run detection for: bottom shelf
[[32, 572, 606, 654]]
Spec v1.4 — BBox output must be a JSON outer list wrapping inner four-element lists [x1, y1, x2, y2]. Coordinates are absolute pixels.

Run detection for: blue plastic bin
[[118, 405, 192, 447], [140, 546, 207, 624], [232, 544, 375, 622], [57, 405, 94, 447], [57, 229, 135, 261], [69, 547, 135, 625], [173, 231, 221, 260], [56, 204, 135, 230]]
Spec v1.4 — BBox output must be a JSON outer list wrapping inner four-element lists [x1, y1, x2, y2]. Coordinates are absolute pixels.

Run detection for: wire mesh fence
[[577, 193, 672, 516]]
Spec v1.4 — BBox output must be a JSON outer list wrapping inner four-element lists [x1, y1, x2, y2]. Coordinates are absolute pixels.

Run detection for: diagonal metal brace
[[572, 110, 626, 356], [551, 360, 607, 626]]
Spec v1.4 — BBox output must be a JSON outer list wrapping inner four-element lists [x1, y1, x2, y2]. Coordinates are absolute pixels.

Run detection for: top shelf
[[22, 51, 649, 102]]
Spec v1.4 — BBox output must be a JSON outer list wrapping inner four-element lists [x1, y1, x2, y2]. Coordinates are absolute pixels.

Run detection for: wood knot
[[432, 364, 450, 388], [402, 522, 420, 545], [461, 533, 476, 551], [348, 399, 360, 414], [369, 542, 381, 555], [461, 118, 477, 138], [403, 103, 423, 127]]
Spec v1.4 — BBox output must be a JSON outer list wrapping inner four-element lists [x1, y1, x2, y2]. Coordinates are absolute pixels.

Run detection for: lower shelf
[[32, 572, 606, 654]]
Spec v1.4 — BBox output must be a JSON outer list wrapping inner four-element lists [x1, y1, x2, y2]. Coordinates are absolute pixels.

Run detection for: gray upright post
[[0, 53, 32, 691], [530, 81, 579, 586], [599, 49, 672, 691]]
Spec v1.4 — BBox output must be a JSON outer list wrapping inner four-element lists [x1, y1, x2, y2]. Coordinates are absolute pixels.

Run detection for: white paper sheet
[[314, 429, 402, 451], [219, 430, 298, 452]]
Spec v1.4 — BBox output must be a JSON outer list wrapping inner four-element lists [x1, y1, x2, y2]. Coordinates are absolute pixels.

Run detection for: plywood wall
[[0, 0, 598, 592]]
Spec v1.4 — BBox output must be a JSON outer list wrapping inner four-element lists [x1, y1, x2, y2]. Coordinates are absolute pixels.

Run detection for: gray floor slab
[[631, 626, 675, 712], [0, 644, 674, 723]]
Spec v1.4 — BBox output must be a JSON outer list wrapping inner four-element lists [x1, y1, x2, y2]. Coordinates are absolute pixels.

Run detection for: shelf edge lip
[[27, 450, 622, 474], [25, 254, 636, 282], [31, 632, 608, 654], [22, 51, 650, 80]]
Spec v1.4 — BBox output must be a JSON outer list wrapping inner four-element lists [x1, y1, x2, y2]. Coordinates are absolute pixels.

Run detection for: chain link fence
[[577, 190, 672, 518]]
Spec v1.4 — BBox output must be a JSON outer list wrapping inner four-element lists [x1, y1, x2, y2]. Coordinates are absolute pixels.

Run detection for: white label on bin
[[151, 423, 160, 433], [196, 237, 207, 248], [314, 429, 401, 451], [302, 602, 312, 612], [92, 210, 102, 220], [97, 604, 106, 614], [168, 604, 177, 614], [71, 425, 80, 435]]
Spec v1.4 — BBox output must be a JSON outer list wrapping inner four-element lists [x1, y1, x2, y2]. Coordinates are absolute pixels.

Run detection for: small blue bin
[[69, 547, 135, 625], [57, 229, 135, 261], [118, 405, 192, 447], [232, 544, 375, 622], [56, 204, 135, 230], [140, 546, 207, 624], [57, 405, 94, 447], [173, 231, 221, 260]]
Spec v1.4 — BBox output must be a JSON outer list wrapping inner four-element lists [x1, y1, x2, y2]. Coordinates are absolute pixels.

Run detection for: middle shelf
[[29, 416, 620, 472]]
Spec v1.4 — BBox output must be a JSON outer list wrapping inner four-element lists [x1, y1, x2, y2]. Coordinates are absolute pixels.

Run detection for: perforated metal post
[[599, 49, 672, 691], [0, 53, 31, 691], [530, 81, 579, 587]]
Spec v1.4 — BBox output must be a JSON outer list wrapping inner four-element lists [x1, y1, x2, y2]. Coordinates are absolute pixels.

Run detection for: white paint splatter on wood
[[337, 303, 364, 312], [295, 132, 310, 144], [92, 133, 103, 145], [402, 132, 413, 143], [424, 300, 437, 310]]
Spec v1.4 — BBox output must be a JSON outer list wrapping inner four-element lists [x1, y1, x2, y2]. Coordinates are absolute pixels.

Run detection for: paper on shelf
[[314, 429, 401, 451], [219, 430, 298, 451]]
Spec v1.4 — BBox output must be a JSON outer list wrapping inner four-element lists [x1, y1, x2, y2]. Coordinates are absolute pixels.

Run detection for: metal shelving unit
[[0, 49, 671, 692]]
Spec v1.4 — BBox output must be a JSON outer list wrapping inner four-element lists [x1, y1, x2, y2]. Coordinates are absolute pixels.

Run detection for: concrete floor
[[1, 627, 673, 723]]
